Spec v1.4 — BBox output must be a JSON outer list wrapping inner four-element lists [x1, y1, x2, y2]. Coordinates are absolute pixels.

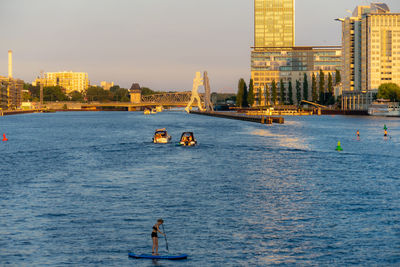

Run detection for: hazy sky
[[1, 0, 400, 92]]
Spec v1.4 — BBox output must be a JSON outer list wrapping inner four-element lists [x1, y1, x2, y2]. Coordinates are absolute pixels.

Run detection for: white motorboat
[[368, 100, 400, 116]]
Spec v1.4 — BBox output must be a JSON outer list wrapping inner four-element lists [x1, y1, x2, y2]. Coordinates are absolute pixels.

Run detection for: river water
[[0, 111, 399, 266]]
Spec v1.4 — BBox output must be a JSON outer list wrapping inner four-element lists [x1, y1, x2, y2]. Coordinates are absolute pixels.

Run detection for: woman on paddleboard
[[152, 219, 165, 255]]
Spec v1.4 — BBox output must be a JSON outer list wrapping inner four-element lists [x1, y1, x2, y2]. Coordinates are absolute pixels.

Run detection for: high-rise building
[[341, 3, 400, 110], [251, 0, 341, 106], [254, 0, 295, 48], [33, 71, 89, 94]]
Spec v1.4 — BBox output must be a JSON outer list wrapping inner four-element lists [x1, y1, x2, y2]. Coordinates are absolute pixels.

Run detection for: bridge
[[45, 73, 213, 111], [300, 100, 327, 108], [77, 92, 206, 111], [141, 92, 204, 106]]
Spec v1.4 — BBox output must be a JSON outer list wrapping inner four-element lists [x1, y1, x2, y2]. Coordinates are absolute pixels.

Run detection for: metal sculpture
[[203, 71, 214, 112], [185, 72, 204, 113]]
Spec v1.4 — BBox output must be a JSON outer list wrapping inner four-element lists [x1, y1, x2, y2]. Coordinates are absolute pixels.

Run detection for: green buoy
[[335, 141, 343, 151]]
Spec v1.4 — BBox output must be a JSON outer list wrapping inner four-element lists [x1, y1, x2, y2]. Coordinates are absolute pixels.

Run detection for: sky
[[1, 0, 400, 93]]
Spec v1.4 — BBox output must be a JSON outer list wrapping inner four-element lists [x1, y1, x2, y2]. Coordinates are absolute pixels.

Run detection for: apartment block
[[341, 3, 400, 110], [34, 71, 89, 94]]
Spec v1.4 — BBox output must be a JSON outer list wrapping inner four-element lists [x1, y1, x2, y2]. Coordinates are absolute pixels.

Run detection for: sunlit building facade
[[251, 0, 341, 106], [254, 0, 295, 47], [100, 81, 114, 90], [33, 71, 89, 94], [251, 46, 342, 105], [0, 76, 23, 110], [341, 3, 400, 110]]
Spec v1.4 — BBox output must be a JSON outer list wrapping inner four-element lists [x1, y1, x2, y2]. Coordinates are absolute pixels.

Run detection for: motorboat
[[179, 132, 197, 146], [144, 109, 151, 115], [151, 108, 157, 114], [368, 100, 400, 116], [153, 128, 171, 144]]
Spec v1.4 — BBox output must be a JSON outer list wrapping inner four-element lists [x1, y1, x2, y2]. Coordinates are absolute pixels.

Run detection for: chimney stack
[[8, 50, 13, 78]]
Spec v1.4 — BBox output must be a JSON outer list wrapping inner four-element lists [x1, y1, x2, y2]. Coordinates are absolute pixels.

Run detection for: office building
[[251, 0, 341, 106], [251, 46, 342, 105], [254, 0, 295, 47], [341, 3, 400, 110], [33, 71, 89, 94]]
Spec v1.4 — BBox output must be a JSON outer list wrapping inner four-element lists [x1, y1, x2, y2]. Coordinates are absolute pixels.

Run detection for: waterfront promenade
[[1, 111, 399, 266]]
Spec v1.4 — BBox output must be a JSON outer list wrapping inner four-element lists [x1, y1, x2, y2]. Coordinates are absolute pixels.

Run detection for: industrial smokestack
[[8, 50, 12, 78]]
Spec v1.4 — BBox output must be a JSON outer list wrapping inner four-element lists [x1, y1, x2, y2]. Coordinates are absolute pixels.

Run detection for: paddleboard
[[128, 253, 188, 260]]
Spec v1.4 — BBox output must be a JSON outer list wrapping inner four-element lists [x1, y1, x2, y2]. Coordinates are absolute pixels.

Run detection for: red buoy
[[2, 133, 8, 141]]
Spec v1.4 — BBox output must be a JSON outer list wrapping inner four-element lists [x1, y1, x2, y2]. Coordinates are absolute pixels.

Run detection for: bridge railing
[[141, 92, 204, 104], [300, 100, 328, 109]]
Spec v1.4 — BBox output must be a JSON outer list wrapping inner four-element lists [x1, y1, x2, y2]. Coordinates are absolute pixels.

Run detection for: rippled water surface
[[1, 111, 400, 266]]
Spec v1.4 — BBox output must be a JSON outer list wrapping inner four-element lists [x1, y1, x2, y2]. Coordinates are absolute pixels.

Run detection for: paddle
[[162, 224, 169, 254]]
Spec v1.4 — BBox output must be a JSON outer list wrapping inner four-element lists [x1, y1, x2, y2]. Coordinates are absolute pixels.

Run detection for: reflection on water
[[251, 129, 309, 150]]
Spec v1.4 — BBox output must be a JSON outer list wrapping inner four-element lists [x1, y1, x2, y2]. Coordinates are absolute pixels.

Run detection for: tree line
[[236, 70, 341, 107], [23, 84, 161, 102]]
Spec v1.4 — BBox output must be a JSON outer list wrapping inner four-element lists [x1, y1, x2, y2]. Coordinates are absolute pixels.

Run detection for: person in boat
[[384, 129, 388, 137], [356, 130, 360, 139], [151, 219, 165, 255], [181, 135, 188, 143]]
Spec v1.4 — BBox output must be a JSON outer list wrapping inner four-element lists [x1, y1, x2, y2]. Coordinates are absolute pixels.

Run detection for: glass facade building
[[251, 0, 342, 106], [254, 0, 295, 47], [251, 47, 342, 105]]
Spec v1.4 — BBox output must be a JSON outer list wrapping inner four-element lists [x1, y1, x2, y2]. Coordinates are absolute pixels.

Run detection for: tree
[[377, 83, 400, 102], [335, 69, 341, 85], [242, 82, 248, 107], [319, 70, 325, 95], [69, 90, 84, 102], [288, 81, 293, 105], [236, 78, 245, 107], [113, 88, 130, 102], [141, 87, 159, 96], [24, 83, 40, 100], [296, 80, 302, 105], [86, 86, 112, 102], [264, 84, 270, 106], [109, 85, 120, 92], [43, 86, 68, 101], [22, 91, 31, 101], [319, 70, 325, 103], [271, 80, 277, 105], [280, 79, 285, 105], [303, 73, 308, 101], [247, 79, 255, 107], [312, 73, 318, 102], [328, 73, 333, 94]]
